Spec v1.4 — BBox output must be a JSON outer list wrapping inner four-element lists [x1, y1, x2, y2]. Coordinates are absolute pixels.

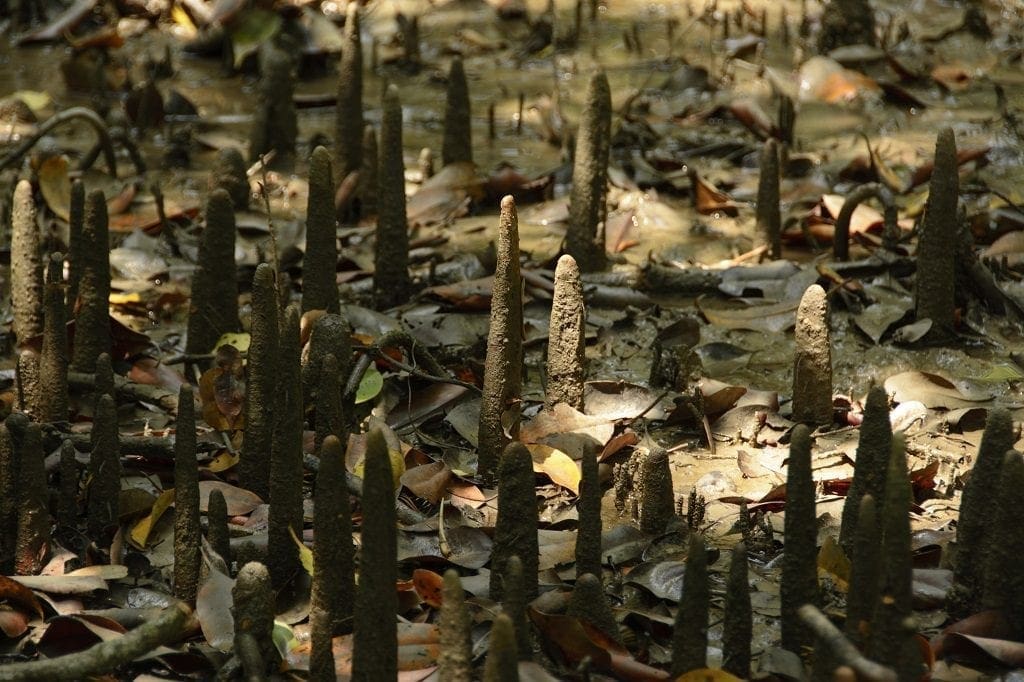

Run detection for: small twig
[[0, 603, 191, 681], [303, 453, 428, 525], [798, 604, 897, 682], [66, 372, 178, 413], [363, 346, 481, 394], [0, 107, 118, 175]]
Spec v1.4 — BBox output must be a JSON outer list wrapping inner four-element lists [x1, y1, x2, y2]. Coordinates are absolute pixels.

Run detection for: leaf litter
[[1, 0, 1024, 679]]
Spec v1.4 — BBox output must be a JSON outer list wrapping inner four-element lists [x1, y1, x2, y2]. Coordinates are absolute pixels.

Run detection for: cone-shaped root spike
[[374, 85, 411, 309], [490, 443, 538, 602], [844, 494, 880, 647], [303, 146, 340, 315], [545, 254, 586, 411], [210, 147, 249, 210], [482, 614, 519, 682], [58, 440, 79, 530], [66, 179, 85, 317], [477, 196, 523, 484], [438, 570, 473, 681], [268, 304, 303, 590], [565, 71, 611, 273], [250, 43, 297, 168], [173, 385, 200, 605], [501, 554, 532, 659], [14, 423, 49, 575], [915, 128, 959, 341], [442, 57, 473, 166], [311, 435, 355, 635], [185, 189, 240, 358], [949, 409, 1014, 619], [722, 541, 752, 678], [780, 423, 819, 653], [335, 3, 365, 184], [671, 534, 709, 675], [982, 451, 1024, 639], [755, 139, 782, 260], [40, 253, 69, 423], [574, 447, 601, 579], [869, 433, 921, 680], [71, 190, 111, 372], [207, 487, 231, 567], [233, 562, 281, 678], [11, 179, 43, 343], [839, 385, 891, 553], [792, 284, 833, 426], [568, 573, 619, 644], [239, 263, 278, 500], [351, 427, 398, 681], [638, 447, 675, 534], [87, 394, 122, 543]]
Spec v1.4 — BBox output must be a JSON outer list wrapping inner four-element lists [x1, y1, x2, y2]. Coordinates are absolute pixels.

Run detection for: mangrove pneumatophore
[[374, 85, 411, 309], [11, 179, 43, 344], [302, 146, 340, 315], [173, 384, 200, 606], [71, 190, 111, 373], [780, 424, 818, 653], [792, 284, 833, 426], [185, 189, 240, 359], [239, 263, 278, 500], [565, 71, 611, 273], [948, 409, 1013, 619], [351, 428, 398, 681], [490, 442, 538, 602], [915, 128, 959, 341], [442, 57, 473, 167], [477, 196, 523, 484], [546, 254, 586, 411]]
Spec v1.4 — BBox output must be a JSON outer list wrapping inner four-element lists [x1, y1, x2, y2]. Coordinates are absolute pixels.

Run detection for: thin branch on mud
[[798, 604, 897, 682], [0, 603, 192, 682], [0, 107, 118, 176], [66, 372, 178, 412]]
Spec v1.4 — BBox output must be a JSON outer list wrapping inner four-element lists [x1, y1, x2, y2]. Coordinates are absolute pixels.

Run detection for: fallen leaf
[[196, 566, 235, 651], [129, 488, 176, 549], [525, 444, 581, 494], [412, 569, 444, 608], [401, 461, 453, 504], [884, 371, 993, 410], [198, 481, 263, 515]]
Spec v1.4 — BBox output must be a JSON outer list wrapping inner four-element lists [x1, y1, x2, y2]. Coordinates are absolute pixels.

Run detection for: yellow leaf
[[203, 450, 239, 473], [109, 292, 142, 305], [290, 526, 314, 576], [170, 4, 197, 35], [214, 332, 251, 354], [130, 488, 176, 549], [817, 534, 850, 591], [354, 448, 405, 491], [524, 443, 580, 495]]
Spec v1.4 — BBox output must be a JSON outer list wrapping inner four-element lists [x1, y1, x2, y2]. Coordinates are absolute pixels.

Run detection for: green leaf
[[272, 620, 299, 658], [355, 366, 384, 404], [228, 9, 282, 69]]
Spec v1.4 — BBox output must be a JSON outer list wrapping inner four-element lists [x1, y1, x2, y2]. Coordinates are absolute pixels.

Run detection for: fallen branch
[[798, 604, 897, 682], [67, 372, 178, 413], [0, 603, 191, 682], [0, 107, 118, 176]]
